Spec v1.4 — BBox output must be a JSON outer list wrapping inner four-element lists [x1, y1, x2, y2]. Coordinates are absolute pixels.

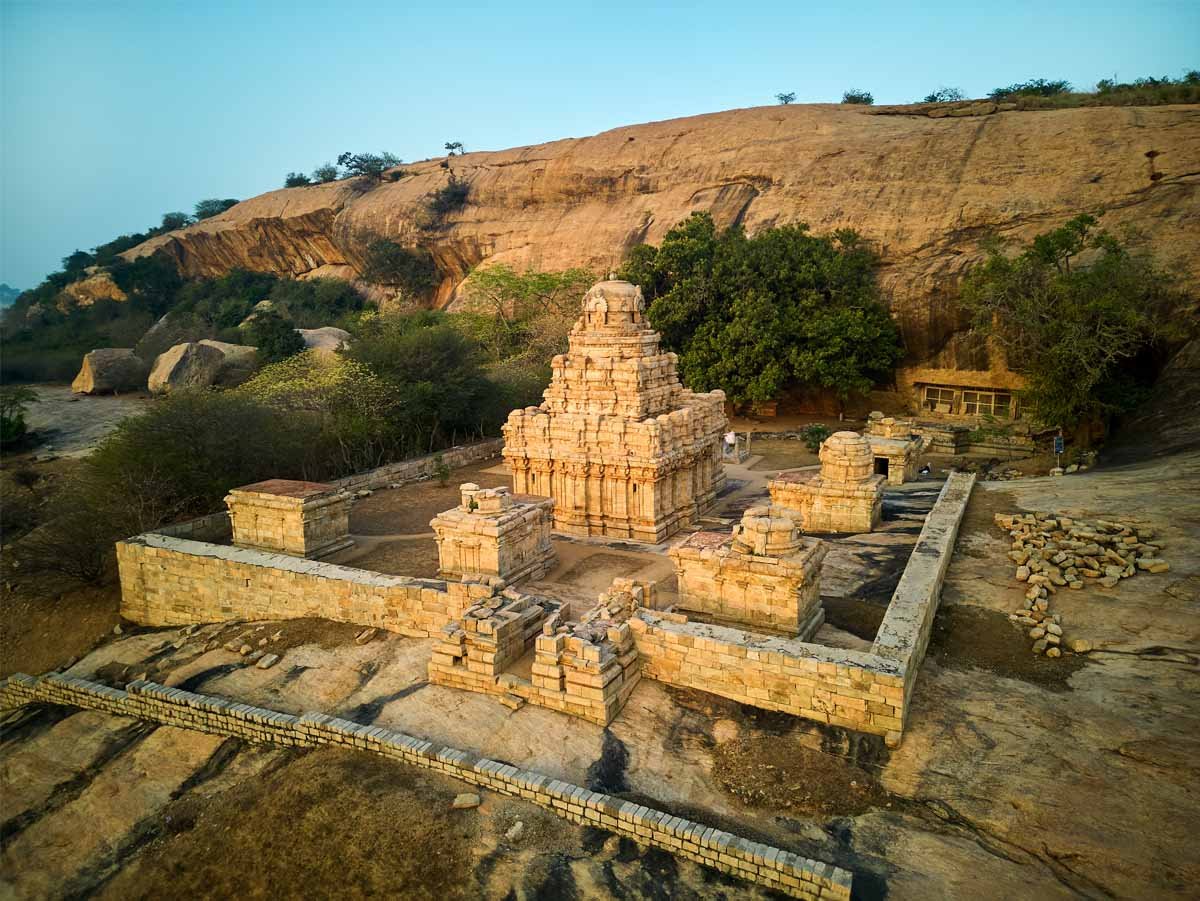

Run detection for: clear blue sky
[[2, 0, 1197, 290]]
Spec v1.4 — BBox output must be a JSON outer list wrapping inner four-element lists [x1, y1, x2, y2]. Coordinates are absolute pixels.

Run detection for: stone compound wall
[[431, 485, 555, 583], [0, 673, 850, 900], [503, 281, 727, 543], [635, 472, 975, 746], [116, 532, 495, 636], [331, 439, 505, 493], [669, 509, 827, 637], [226, 479, 354, 559]]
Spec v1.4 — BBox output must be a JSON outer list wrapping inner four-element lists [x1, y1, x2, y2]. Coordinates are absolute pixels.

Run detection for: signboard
[[1053, 436, 1064, 455]]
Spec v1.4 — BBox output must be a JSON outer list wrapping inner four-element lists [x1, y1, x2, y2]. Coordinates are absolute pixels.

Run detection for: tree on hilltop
[[337, 151, 402, 180], [841, 88, 874, 105], [194, 198, 238, 220], [775, 92, 796, 105]]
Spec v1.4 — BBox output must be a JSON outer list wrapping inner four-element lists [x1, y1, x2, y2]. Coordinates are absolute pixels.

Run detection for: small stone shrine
[[864, 412, 923, 485], [669, 507, 827, 636], [430, 483, 556, 584], [225, 479, 354, 558], [769, 431, 884, 534]]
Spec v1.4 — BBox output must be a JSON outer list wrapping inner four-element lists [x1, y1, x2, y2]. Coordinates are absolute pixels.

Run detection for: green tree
[[841, 89, 874, 104], [312, 162, 339, 183], [360, 238, 439, 296], [246, 309, 306, 363], [284, 172, 312, 188], [337, 151, 402, 180], [775, 92, 796, 105], [444, 141, 464, 156], [619, 213, 902, 406], [159, 211, 192, 232], [958, 215, 1187, 431], [194, 198, 239, 220]]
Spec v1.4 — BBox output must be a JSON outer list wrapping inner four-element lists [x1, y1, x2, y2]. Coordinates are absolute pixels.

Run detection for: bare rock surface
[[147, 341, 226, 393], [197, 339, 260, 386], [297, 326, 350, 355], [119, 103, 1200, 377], [21, 384, 151, 456], [70, 348, 148, 395]]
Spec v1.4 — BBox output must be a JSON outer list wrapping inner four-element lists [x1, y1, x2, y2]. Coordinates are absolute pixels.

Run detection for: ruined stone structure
[[503, 281, 726, 543], [864, 413, 923, 486], [769, 432, 884, 534], [430, 483, 555, 584], [225, 479, 353, 558], [669, 508, 827, 636], [428, 581, 643, 725]]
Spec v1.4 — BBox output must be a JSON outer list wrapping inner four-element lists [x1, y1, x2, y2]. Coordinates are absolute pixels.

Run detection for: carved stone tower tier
[[502, 280, 727, 543]]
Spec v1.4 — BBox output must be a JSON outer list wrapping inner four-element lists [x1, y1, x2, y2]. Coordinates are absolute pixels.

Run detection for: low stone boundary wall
[[153, 511, 232, 543], [0, 672, 851, 901], [631, 613, 905, 739], [116, 532, 484, 635], [872, 472, 975, 714], [331, 438, 504, 493]]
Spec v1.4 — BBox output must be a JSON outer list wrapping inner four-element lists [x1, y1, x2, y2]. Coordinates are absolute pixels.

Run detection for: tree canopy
[[959, 215, 1188, 431], [619, 213, 902, 405]]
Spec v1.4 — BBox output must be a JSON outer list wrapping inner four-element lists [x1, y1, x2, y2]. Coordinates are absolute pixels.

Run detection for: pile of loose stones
[[994, 512, 1171, 657]]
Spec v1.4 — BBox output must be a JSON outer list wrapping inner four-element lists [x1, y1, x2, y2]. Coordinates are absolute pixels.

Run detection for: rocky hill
[[122, 102, 1200, 381]]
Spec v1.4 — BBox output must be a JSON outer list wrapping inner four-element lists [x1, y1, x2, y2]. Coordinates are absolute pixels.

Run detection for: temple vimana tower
[[503, 280, 727, 543]]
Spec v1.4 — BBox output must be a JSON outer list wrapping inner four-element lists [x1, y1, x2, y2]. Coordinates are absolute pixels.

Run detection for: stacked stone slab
[[503, 280, 727, 543], [669, 507, 827, 637], [225, 479, 354, 558], [769, 432, 883, 534], [430, 593, 556, 683], [431, 483, 555, 584], [864, 412, 922, 485]]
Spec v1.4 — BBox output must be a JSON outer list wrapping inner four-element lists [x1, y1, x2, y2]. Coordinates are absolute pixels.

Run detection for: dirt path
[[20, 384, 152, 458]]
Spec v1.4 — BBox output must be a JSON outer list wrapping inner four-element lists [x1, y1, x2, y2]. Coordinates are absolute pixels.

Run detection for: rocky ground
[[18, 384, 152, 458], [1, 444, 1197, 899]]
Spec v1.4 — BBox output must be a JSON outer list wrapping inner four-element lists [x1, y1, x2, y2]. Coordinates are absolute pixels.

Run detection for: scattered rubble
[[451, 793, 481, 810], [256, 653, 279, 669], [355, 628, 377, 645], [996, 511, 1170, 656]]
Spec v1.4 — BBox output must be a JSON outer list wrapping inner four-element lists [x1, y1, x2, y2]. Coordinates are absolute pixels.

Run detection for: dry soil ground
[[2, 443, 1198, 899]]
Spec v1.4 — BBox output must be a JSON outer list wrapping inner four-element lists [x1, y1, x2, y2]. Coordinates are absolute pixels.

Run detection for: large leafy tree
[[959, 215, 1187, 430], [620, 213, 902, 405]]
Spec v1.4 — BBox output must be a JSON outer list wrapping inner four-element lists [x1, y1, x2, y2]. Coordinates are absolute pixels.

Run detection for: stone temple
[[503, 280, 727, 543]]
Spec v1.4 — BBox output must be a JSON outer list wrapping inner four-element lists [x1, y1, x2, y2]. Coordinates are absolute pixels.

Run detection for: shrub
[[425, 177, 470, 224], [11, 466, 41, 491], [988, 78, 1071, 100], [775, 92, 796, 105], [800, 423, 832, 453], [284, 172, 312, 188], [842, 89, 874, 105], [433, 454, 450, 487], [312, 163, 339, 183], [959, 215, 1188, 431], [0, 385, 37, 447], [921, 87, 965, 103], [246, 309, 306, 363], [159, 211, 192, 231], [194, 198, 238, 220], [443, 141, 464, 156], [620, 213, 901, 406], [360, 239, 439, 296]]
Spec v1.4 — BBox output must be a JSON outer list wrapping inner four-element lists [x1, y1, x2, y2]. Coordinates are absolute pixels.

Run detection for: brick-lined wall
[[332, 439, 504, 493], [116, 533, 487, 636], [631, 612, 906, 741], [0, 672, 851, 901]]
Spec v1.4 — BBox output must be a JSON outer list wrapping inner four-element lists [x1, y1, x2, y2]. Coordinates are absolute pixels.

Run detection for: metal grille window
[[924, 386, 956, 413], [963, 390, 1014, 417]]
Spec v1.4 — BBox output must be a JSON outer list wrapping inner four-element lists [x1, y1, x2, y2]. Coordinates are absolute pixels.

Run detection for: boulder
[[135, 312, 215, 362], [71, 348, 148, 395], [198, 339, 260, 386], [297, 327, 351, 355], [148, 342, 226, 394]]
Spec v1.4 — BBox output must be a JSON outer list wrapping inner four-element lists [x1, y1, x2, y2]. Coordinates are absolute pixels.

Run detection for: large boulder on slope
[[297, 327, 351, 356], [71, 348, 148, 395], [148, 342, 226, 394], [198, 339, 260, 386]]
